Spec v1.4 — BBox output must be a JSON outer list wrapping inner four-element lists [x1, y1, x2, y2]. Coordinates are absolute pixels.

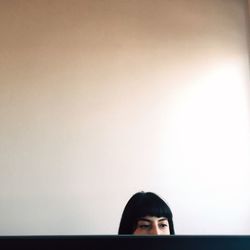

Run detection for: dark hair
[[118, 191, 175, 234]]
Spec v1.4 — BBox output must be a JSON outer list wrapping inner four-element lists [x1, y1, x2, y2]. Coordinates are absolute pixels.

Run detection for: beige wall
[[0, 0, 249, 234]]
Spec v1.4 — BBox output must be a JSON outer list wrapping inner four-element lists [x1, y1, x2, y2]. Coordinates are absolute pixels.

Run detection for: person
[[118, 191, 175, 235]]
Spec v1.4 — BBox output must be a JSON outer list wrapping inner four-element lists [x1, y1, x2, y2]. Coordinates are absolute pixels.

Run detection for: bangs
[[134, 194, 172, 220]]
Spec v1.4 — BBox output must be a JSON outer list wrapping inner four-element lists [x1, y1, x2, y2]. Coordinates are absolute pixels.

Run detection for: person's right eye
[[138, 224, 150, 229]]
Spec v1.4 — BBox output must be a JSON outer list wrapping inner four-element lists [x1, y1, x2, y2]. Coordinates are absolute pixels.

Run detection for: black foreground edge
[[0, 235, 250, 250]]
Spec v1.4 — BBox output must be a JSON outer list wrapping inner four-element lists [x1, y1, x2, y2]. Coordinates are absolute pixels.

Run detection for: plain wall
[[0, 0, 249, 235]]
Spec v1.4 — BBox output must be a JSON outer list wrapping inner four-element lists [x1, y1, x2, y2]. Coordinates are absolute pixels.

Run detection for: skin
[[133, 216, 170, 235]]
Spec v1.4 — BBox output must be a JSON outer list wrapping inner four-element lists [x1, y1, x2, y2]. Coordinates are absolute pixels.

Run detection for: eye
[[138, 224, 150, 229], [159, 223, 168, 228]]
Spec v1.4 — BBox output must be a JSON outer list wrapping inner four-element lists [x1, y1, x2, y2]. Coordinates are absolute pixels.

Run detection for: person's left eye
[[159, 223, 168, 228]]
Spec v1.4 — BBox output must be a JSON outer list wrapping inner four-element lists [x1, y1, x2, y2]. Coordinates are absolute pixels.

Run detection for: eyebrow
[[138, 217, 168, 222]]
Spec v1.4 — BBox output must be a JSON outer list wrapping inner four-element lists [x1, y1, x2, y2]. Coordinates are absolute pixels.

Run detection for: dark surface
[[0, 235, 250, 250]]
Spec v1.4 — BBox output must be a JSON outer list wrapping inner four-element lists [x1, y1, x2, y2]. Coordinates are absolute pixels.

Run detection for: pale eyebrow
[[138, 217, 168, 222], [137, 218, 151, 222], [158, 218, 168, 222]]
